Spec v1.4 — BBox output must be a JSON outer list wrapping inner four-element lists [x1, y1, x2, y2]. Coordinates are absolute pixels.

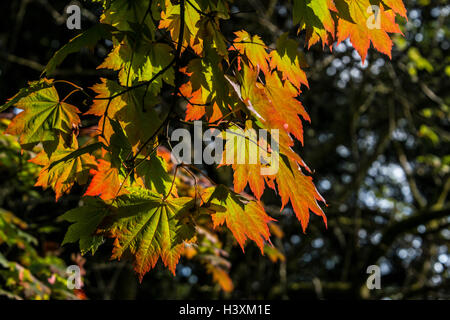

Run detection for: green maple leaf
[[60, 198, 109, 255], [136, 154, 173, 195], [0, 78, 54, 113], [5, 81, 80, 148], [100, 0, 156, 34], [98, 39, 174, 88], [97, 188, 196, 280]]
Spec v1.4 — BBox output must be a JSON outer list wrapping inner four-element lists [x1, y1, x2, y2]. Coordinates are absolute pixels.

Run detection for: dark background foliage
[[0, 0, 448, 299]]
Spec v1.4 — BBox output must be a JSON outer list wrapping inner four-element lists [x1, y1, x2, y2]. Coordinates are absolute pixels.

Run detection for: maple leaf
[[264, 72, 310, 144], [269, 33, 309, 89], [240, 64, 309, 145], [292, 0, 336, 48], [88, 78, 162, 150], [180, 50, 232, 122], [272, 156, 327, 232], [219, 123, 326, 232], [181, 81, 224, 122], [136, 153, 173, 195], [220, 124, 273, 200], [203, 185, 275, 253], [60, 197, 108, 255], [100, 0, 155, 33], [0, 79, 54, 113], [382, 0, 407, 18], [30, 136, 97, 201], [5, 80, 80, 148], [231, 30, 270, 74], [87, 79, 126, 118], [197, 17, 229, 57], [84, 159, 124, 201], [160, 0, 231, 57], [3, 0, 411, 285], [83, 118, 133, 201], [335, 0, 403, 62], [108, 119, 133, 168], [84, 119, 160, 201], [97, 188, 196, 280], [86, 78, 127, 144], [98, 40, 174, 88], [159, 0, 203, 55], [289, 0, 406, 60]]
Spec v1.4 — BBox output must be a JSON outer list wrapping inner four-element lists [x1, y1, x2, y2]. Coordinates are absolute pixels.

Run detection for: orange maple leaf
[[271, 157, 327, 232], [231, 30, 270, 74], [335, 0, 403, 62], [84, 159, 124, 200], [30, 136, 97, 201], [204, 186, 275, 253]]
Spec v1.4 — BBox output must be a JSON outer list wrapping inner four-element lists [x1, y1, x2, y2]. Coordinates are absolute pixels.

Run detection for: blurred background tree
[[0, 0, 448, 299]]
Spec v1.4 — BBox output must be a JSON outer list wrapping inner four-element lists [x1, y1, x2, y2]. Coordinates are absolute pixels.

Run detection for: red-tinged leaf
[[203, 185, 275, 253], [97, 188, 196, 280], [269, 222, 285, 239], [222, 134, 326, 232], [30, 136, 97, 201], [272, 157, 327, 232], [219, 121, 324, 233], [290, 0, 406, 59], [84, 159, 124, 200], [335, 0, 403, 62], [382, 0, 407, 18], [159, 0, 230, 56], [232, 160, 266, 200], [180, 82, 225, 123], [231, 30, 270, 74], [264, 72, 310, 144], [5, 81, 80, 148], [241, 64, 309, 145], [86, 78, 127, 144]]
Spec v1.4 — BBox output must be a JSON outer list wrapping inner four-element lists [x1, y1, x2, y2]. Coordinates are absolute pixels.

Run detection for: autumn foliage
[[0, 0, 407, 288]]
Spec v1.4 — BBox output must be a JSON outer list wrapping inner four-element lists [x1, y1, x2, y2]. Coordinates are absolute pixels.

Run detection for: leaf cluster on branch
[[0, 0, 407, 284]]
